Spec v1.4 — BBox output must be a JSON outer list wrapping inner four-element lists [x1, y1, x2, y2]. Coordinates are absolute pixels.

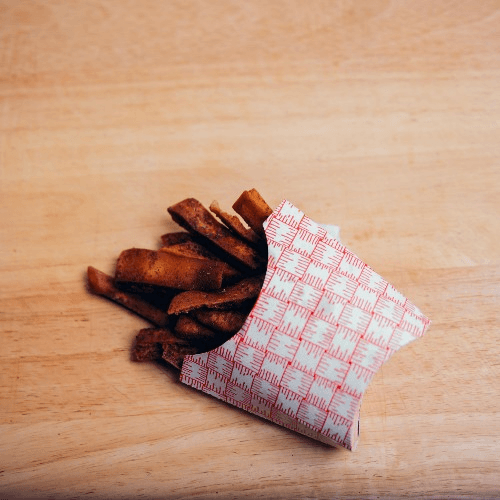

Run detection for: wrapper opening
[[180, 200, 430, 450]]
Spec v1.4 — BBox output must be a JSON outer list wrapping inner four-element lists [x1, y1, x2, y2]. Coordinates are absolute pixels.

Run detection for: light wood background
[[1, 1, 499, 498]]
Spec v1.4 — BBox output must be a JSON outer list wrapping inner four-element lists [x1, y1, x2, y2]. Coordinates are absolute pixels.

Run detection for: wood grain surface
[[1, 1, 499, 498]]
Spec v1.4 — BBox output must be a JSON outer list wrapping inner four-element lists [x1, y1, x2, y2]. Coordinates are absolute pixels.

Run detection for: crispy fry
[[160, 231, 194, 247], [174, 315, 222, 350], [168, 275, 264, 315], [115, 248, 226, 291], [167, 198, 264, 271], [232, 188, 273, 236], [193, 308, 249, 335], [175, 314, 215, 339], [159, 240, 216, 259], [175, 315, 238, 351], [132, 327, 181, 361], [209, 200, 262, 247], [87, 266, 169, 326], [158, 241, 243, 283], [132, 327, 198, 368]]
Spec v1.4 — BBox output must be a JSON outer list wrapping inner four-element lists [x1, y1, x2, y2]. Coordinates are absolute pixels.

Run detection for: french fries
[[209, 200, 261, 247], [193, 308, 249, 335], [132, 327, 199, 369], [115, 248, 226, 291], [232, 188, 273, 237], [160, 231, 194, 247], [132, 327, 182, 361], [167, 198, 264, 271], [86, 189, 271, 370], [167, 276, 264, 315], [158, 241, 242, 283], [87, 266, 170, 326]]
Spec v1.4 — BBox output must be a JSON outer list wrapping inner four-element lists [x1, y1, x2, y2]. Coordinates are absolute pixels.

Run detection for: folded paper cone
[[180, 200, 431, 450]]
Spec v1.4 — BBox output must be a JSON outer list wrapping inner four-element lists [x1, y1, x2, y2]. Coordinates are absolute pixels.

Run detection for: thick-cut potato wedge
[[115, 248, 226, 291], [168, 276, 264, 315], [167, 198, 264, 271], [232, 188, 273, 236], [209, 200, 261, 247], [87, 266, 169, 326], [193, 308, 249, 335]]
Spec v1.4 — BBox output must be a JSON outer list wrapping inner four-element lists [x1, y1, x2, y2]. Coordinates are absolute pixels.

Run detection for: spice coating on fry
[[168, 198, 264, 271], [210, 200, 261, 247], [168, 275, 264, 315], [115, 248, 226, 291], [160, 231, 194, 247], [132, 327, 181, 361], [232, 188, 273, 236], [87, 266, 169, 326], [193, 308, 249, 335], [158, 241, 242, 283]]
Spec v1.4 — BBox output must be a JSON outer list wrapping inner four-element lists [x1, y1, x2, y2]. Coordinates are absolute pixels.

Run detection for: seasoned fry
[[167, 198, 264, 271], [174, 315, 224, 350], [158, 241, 242, 283], [115, 248, 226, 291], [132, 327, 181, 361], [160, 231, 194, 247], [168, 275, 264, 315], [175, 315, 238, 351], [232, 188, 273, 236], [87, 266, 170, 326], [159, 240, 217, 259], [133, 327, 198, 368], [174, 314, 215, 339], [209, 200, 261, 247], [193, 308, 249, 335]]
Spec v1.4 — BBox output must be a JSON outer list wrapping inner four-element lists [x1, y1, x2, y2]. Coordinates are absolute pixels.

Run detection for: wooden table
[[1, 1, 499, 498]]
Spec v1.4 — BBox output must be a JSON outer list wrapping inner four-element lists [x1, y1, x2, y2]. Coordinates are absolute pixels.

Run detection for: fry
[[159, 240, 217, 259], [168, 275, 264, 315], [193, 308, 249, 335], [87, 266, 169, 326], [132, 327, 181, 361], [160, 231, 194, 247], [132, 327, 198, 368], [115, 248, 226, 291], [167, 198, 264, 271], [174, 315, 223, 350], [158, 241, 242, 283], [209, 200, 261, 247], [175, 314, 239, 351], [232, 188, 273, 236], [174, 314, 215, 339]]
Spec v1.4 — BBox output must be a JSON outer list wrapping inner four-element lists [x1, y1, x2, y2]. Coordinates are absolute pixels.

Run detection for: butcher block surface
[[1, 1, 499, 499]]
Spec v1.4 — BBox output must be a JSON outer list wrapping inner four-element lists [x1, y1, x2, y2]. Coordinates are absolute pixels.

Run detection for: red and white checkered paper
[[180, 200, 430, 450]]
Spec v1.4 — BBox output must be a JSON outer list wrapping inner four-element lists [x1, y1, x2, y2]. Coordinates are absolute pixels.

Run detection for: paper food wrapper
[[180, 200, 431, 450]]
